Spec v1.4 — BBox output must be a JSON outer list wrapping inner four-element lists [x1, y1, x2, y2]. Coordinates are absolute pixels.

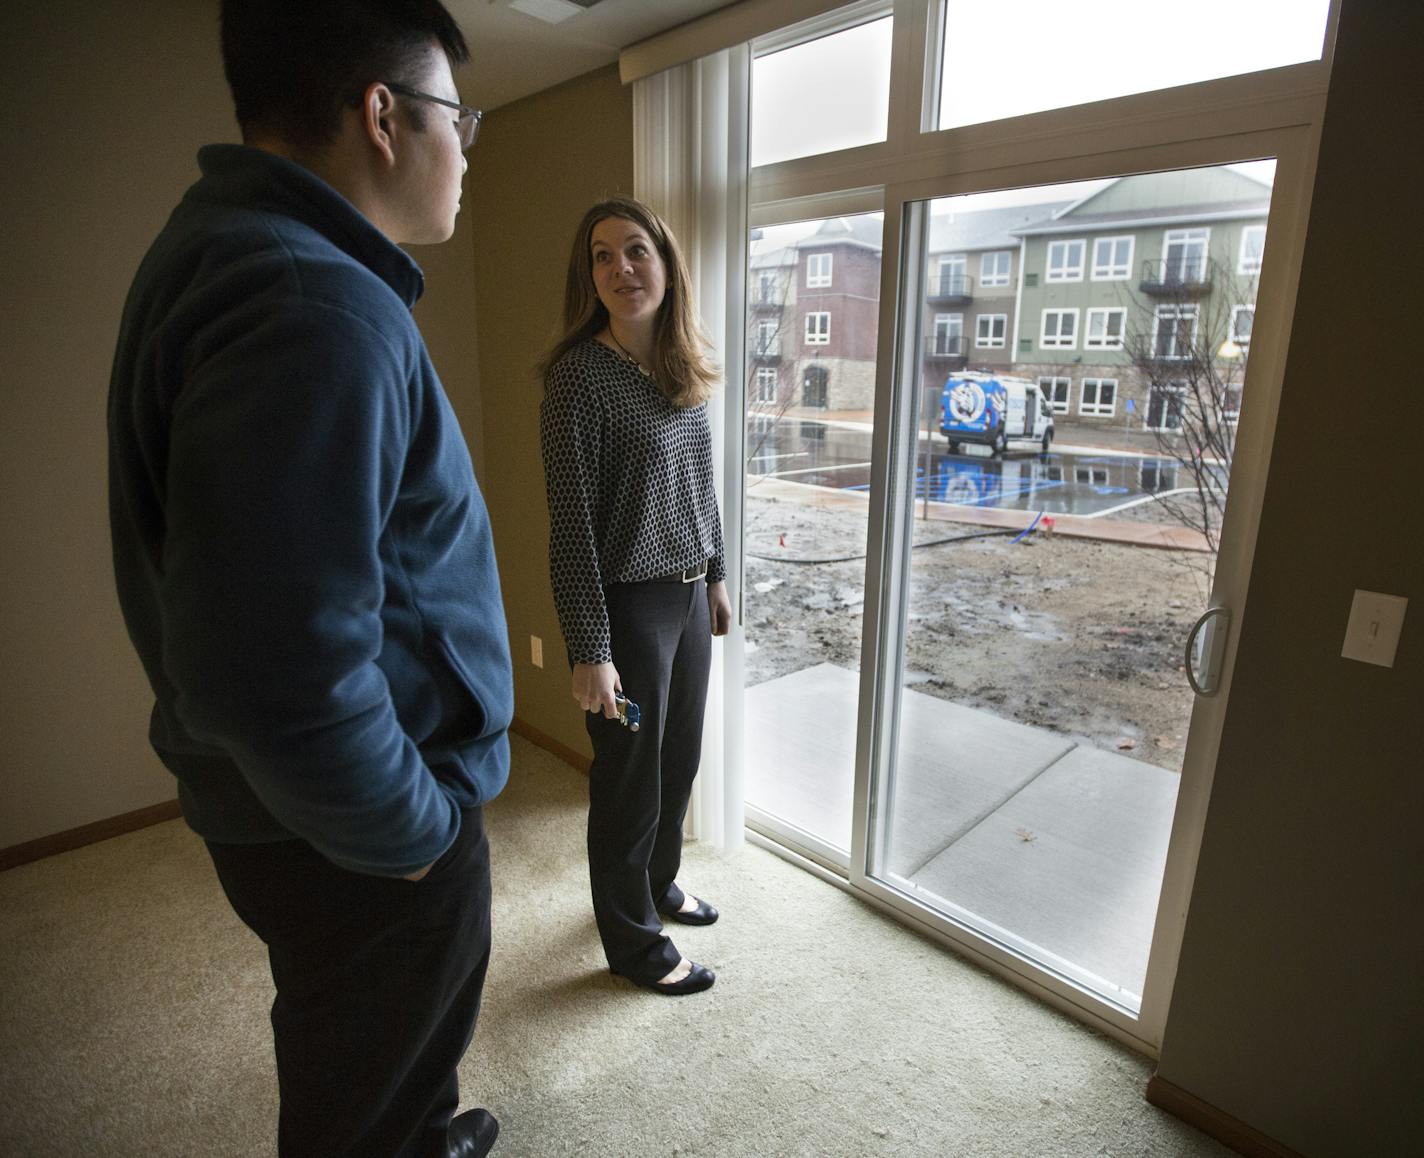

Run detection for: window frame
[[1038, 375, 1072, 415], [1152, 304, 1199, 360], [804, 310, 831, 345], [715, 0, 1339, 1059], [1230, 304, 1256, 346], [1162, 226, 1211, 281], [979, 249, 1011, 287], [1046, 238, 1087, 283], [1084, 306, 1127, 350], [1079, 377, 1119, 417], [806, 251, 834, 287], [975, 312, 1007, 348], [1040, 307, 1079, 350], [1091, 235, 1135, 281], [754, 365, 778, 402], [1238, 225, 1267, 274]]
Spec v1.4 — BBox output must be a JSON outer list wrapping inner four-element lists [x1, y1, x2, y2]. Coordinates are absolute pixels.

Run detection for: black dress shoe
[[661, 896, 719, 926], [447, 1108, 499, 1157], [642, 961, 715, 996]]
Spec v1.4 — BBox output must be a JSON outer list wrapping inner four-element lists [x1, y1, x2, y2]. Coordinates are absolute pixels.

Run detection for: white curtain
[[633, 49, 750, 853]]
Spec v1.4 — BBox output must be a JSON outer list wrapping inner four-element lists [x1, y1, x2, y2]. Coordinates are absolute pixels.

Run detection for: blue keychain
[[614, 693, 641, 732]]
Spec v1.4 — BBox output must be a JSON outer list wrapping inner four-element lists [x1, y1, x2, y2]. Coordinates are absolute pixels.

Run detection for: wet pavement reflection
[[746, 417, 1221, 517]]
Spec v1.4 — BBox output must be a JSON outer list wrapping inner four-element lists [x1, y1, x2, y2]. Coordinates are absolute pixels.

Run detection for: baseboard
[[1146, 1073, 1303, 1158], [3, 720, 584, 873], [510, 716, 591, 774], [0, 798, 183, 873]]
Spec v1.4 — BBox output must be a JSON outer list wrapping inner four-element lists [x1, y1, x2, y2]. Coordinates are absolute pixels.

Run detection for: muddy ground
[[743, 492, 1213, 773]]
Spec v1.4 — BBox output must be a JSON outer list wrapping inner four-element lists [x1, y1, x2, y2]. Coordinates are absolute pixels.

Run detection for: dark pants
[[206, 808, 491, 1158], [587, 577, 711, 984]]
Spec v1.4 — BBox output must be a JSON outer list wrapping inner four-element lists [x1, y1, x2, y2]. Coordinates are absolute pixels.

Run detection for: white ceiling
[[448, 0, 738, 111]]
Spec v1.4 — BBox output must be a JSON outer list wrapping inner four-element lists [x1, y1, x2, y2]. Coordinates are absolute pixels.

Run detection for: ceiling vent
[[505, 0, 606, 24]]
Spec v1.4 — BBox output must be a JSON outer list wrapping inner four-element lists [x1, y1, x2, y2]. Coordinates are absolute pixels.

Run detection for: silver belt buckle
[[681, 563, 707, 583]]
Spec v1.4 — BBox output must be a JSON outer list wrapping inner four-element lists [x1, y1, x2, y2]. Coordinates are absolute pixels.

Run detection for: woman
[[539, 197, 731, 996]]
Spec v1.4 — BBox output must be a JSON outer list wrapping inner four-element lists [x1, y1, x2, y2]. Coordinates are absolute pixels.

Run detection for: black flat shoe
[[662, 896, 719, 926], [447, 1108, 499, 1157], [643, 962, 715, 996]]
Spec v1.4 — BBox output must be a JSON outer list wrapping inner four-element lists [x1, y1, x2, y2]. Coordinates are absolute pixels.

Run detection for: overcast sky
[[751, 2, 1330, 168]]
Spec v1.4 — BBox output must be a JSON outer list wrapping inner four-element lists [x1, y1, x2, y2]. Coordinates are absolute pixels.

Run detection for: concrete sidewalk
[[744, 663, 1179, 1003]]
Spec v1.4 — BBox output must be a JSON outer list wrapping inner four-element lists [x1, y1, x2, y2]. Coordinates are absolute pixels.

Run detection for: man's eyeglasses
[[385, 82, 482, 151]]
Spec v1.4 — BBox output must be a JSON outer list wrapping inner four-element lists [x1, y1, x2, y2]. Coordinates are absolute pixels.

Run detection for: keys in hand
[[614, 693, 641, 732]]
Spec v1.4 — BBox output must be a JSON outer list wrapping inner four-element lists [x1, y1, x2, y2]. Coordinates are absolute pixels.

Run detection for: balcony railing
[[926, 273, 974, 305], [923, 335, 968, 366], [752, 286, 785, 309], [752, 337, 783, 361], [1139, 258, 1213, 296]]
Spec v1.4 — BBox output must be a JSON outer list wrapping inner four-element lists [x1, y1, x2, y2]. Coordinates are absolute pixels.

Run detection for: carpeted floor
[[0, 735, 1230, 1156]]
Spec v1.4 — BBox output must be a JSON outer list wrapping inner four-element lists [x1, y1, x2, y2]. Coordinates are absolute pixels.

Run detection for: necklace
[[608, 330, 654, 379]]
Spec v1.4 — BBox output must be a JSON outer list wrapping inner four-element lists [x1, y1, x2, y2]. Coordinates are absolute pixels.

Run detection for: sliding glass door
[[732, 0, 1334, 1048]]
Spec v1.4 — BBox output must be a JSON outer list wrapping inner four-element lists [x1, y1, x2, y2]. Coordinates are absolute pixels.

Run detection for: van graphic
[[940, 373, 1055, 455]]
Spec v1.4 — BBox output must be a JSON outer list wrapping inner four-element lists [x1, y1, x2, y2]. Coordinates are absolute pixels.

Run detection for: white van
[[939, 373, 1055, 455]]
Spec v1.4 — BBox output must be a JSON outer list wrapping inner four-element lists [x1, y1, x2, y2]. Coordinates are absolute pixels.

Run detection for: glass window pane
[[752, 17, 893, 167], [872, 162, 1275, 1009], [742, 212, 884, 856], [938, 1, 1331, 131]]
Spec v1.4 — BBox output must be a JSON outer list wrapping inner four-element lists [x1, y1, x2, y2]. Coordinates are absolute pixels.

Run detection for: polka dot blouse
[[539, 339, 726, 665]]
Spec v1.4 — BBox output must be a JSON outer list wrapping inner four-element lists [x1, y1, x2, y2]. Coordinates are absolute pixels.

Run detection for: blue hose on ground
[[1009, 511, 1046, 544]]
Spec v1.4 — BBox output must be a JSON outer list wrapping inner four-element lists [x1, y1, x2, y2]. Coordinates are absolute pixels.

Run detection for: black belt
[[645, 562, 708, 584]]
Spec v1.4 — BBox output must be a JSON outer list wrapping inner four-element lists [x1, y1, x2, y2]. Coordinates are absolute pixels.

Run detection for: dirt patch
[[743, 492, 1212, 772]]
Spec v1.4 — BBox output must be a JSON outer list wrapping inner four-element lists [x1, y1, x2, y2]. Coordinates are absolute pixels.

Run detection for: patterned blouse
[[539, 339, 726, 665]]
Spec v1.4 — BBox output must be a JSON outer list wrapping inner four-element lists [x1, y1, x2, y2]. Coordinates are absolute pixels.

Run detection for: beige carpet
[[0, 735, 1229, 1157]]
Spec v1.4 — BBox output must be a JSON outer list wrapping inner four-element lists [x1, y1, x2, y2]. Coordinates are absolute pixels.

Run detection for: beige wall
[[0, 0, 235, 847], [1155, 3, 1423, 1153], [468, 65, 635, 760]]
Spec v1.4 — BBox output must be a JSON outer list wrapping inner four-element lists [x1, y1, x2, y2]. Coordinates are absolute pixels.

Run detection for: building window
[[806, 252, 833, 288], [1153, 305, 1198, 359], [805, 311, 831, 345], [1146, 383, 1186, 431], [1238, 225, 1266, 274], [932, 253, 968, 296], [1162, 227, 1210, 282], [932, 313, 964, 355], [1038, 376, 1071, 414], [980, 250, 1011, 287], [1040, 308, 1079, 349], [754, 366, 778, 403], [1046, 239, 1086, 282], [1230, 304, 1255, 346], [756, 319, 779, 356], [1080, 377, 1118, 417], [1084, 307, 1126, 350], [756, 271, 781, 305], [802, 365, 829, 408], [1091, 235, 1134, 280], [975, 313, 1007, 348]]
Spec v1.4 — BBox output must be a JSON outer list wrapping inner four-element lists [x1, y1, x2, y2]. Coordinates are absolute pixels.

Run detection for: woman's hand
[[572, 662, 622, 719], [707, 580, 732, 637]]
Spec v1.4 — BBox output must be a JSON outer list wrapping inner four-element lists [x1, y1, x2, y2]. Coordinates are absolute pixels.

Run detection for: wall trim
[[510, 716, 591, 774], [1146, 1073, 1303, 1158], [0, 799, 182, 873]]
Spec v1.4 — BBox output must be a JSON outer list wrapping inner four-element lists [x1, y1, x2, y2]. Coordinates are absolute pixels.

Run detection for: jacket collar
[[191, 143, 425, 307]]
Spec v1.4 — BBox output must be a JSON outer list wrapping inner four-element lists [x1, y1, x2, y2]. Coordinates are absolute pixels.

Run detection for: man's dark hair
[[220, 0, 470, 150]]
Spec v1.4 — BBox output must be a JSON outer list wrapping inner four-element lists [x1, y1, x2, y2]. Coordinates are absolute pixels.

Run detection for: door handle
[[1185, 606, 1232, 697]]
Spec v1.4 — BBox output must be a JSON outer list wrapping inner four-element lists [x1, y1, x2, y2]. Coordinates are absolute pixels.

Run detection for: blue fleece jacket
[[108, 145, 512, 877]]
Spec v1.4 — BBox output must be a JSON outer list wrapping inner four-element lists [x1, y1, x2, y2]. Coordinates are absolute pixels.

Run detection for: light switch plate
[[1341, 590, 1408, 668]]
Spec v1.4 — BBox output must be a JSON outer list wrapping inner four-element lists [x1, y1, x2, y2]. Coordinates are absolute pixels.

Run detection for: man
[[107, 3, 511, 1155]]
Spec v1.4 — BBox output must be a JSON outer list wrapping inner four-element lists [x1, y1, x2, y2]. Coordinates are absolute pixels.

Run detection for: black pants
[[587, 577, 711, 983], [206, 808, 491, 1158]]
